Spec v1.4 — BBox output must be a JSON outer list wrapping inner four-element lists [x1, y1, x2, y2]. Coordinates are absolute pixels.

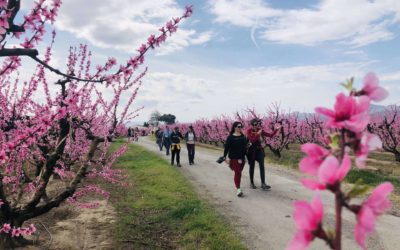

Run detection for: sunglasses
[[236, 125, 243, 128]]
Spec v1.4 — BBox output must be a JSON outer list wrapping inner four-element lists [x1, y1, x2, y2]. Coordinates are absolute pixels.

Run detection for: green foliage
[[158, 113, 176, 124], [345, 169, 400, 192]]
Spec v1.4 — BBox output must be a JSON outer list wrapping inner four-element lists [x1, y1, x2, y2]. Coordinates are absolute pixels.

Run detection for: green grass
[[108, 141, 245, 250], [345, 169, 400, 192]]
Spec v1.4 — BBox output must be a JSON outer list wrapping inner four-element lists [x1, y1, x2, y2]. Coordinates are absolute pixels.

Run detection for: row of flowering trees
[[173, 99, 399, 162], [1, 0, 192, 247]]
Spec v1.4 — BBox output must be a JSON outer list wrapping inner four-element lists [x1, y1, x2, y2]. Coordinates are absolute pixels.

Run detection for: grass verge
[[108, 141, 245, 250]]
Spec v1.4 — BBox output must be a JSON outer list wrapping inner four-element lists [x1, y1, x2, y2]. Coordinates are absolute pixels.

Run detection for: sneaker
[[261, 183, 271, 190], [236, 188, 243, 197], [250, 183, 257, 189], [177, 164, 182, 167]]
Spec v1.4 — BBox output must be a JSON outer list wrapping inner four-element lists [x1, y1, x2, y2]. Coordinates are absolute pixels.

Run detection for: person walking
[[223, 121, 247, 197], [170, 126, 184, 167], [184, 125, 196, 165], [155, 128, 164, 151], [163, 126, 172, 156], [246, 118, 281, 190]]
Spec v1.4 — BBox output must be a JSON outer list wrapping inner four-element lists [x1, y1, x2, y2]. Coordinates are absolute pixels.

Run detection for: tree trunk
[[395, 151, 400, 162]]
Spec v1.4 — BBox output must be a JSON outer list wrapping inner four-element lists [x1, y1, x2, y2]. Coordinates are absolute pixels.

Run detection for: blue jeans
[[163, 139, 171, 155]]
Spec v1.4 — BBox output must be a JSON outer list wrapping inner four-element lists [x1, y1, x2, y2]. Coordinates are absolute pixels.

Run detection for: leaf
[[329, 134, 340, 150], [342, 77, 354, 92], [325, 228, 336, 241]]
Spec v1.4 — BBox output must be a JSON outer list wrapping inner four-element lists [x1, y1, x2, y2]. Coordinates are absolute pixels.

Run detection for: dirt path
[[137, 137, 400, 250]]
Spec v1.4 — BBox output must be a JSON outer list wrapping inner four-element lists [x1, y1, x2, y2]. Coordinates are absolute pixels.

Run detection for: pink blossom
[[0, 14, 9, 30], [355, 182, 393, 249], [0, 149, 7, 164], [361, 73, 388, 102], [0, 224, 11, 234], [147, 34, 156, 47], [0, 0, 8, 8], [301, 155, 351, 190], [318, 155, 351, 185], [184, 5, 193, 18], [316, 93, 370, 132], [355, 133, 382, 168], [287, 194, 324, 250], [138, 43, 147, 54], [11, 228, 21, 237], [299, 143, 329, 176], [0, 199, 4, 207]]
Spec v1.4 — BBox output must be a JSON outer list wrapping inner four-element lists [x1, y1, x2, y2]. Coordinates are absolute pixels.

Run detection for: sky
[[15, 0, 400, 123]]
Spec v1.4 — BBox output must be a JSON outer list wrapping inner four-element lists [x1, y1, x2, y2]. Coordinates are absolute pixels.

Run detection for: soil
[[19, 199, 116, 250]]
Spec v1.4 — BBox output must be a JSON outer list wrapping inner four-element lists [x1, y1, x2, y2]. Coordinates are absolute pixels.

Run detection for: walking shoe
[[236, 188, 243, 197], [177, 164, 182, 167], [250, 183, 257, 189], [261, 183, 271, 190], [171, 162, 174, 166]]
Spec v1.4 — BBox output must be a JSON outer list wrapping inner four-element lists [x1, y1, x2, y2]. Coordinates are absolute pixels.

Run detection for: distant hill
[[292, 104, 397, 120], [369, 104, 387, 114]]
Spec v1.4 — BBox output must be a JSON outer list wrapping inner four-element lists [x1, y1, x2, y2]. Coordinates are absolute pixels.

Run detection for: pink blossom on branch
[[299, 143, 329, 176], [301, 155, 351, 191], [287, 194, 324, 250], [355, 182, 393, 249], [360, 73, 388, 102], [316, 93, 370, 133], [355, 132, 382, 168]]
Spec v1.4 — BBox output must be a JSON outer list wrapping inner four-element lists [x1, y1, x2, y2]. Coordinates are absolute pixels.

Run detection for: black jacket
[[171, 131, 183, 144], [223, 134, 247, 160]]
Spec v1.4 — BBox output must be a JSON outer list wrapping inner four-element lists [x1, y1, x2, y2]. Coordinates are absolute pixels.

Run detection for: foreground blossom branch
[[287, 73, 393, 250]]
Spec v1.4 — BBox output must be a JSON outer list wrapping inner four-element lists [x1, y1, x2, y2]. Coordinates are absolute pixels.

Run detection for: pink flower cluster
[[0, 223, 36, 237], [288, 73, 393, 250]]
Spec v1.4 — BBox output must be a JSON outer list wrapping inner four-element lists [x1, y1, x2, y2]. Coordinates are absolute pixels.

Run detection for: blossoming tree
[[368, 106, 400, 162], [0, 0, 192, 247]]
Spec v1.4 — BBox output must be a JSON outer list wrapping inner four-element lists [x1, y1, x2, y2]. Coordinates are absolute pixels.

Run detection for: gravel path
[[137, 137, 400, 250]]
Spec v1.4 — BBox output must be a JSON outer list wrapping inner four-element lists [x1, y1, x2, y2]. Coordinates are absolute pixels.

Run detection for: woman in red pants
[[223, 121, 248, 197]]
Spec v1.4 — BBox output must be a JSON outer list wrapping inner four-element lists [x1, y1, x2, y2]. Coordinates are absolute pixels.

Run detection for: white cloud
[[155, 30, 214, 56], [381, 71, 400, 82], [41, 0, 212, 55], [133, 60, 400, 122], [209, 0, 400, 47], [208, 0, 282, 27]]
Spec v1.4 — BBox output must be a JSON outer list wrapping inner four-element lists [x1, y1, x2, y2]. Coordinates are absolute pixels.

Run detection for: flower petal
[[318, 155, 339, 185]]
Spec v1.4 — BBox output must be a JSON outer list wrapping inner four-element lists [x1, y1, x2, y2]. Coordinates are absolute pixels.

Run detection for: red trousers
[[229, 159, 245, 188]]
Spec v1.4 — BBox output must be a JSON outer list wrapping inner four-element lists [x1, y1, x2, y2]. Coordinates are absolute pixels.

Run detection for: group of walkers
[[155, 125, 196, 167], [153, 119, 280, 198], [223, 118, 281, 197]]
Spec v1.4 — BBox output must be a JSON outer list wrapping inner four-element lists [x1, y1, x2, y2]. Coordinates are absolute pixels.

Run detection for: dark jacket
[[223, 134, 247, 160], [171, 131, 183, 144]]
